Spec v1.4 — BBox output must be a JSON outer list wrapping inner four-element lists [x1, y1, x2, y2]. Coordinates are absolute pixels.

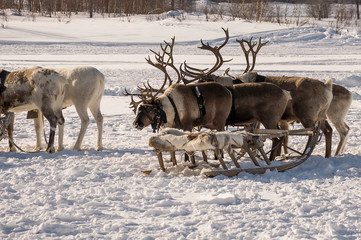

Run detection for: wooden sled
[[147, 123, 321, 177]]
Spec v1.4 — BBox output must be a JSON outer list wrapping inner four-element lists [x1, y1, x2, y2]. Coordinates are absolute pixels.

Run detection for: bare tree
[[306, 0, 332, 20]]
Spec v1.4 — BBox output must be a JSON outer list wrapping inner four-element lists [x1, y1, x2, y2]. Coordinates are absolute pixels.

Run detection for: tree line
[[0, 0, 359, 20], [0, 0, 194, 16]]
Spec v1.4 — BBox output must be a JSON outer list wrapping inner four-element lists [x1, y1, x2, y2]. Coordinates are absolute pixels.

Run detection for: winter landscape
[[1, 2, 361, 239]]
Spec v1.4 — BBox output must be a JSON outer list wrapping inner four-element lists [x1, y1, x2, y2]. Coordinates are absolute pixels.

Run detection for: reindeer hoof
[[7, 147, 17, 152], [33, 147, 42, 152], [46, 147, 55, 154], [96, 146, 103, 151], [56, 147, 64, 153]]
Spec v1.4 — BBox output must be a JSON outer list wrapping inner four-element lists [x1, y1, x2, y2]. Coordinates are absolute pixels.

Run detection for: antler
[[236, 37, 268, 73], [123, 37, 180, 113], [122, 88, 146, 113], [180, 28, 232, 84]]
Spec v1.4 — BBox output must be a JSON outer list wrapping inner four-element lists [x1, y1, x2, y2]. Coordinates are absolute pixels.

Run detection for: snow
[[1, 10, 361, 239]]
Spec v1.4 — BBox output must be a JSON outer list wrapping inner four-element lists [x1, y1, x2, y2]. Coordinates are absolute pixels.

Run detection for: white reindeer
[[0, 67, 68, 153], [33, 66, 104, 152]]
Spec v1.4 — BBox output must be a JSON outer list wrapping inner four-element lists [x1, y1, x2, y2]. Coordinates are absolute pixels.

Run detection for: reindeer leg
[[33, 111, 43, 152], [7, 114, 16, 152], [73, 104, 90, 151], [334, 122, 350, 155], [42, 107, 64, 154], [57, 122, 64, 152], [89, 101, 104, 151], [43, 114, 57, 154], [321, 120, 333, 158], [279, 121, 290, 155]]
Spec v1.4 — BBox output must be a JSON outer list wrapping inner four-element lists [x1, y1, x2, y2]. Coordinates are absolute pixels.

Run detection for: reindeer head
[[132, 98, 168, 132]]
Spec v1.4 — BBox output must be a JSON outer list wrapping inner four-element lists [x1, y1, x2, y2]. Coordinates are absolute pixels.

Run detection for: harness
[[138, 103, 167, 133], [226, 87, 236, 126], [190, 86, 206, 121], [167, 96, 183, 130]]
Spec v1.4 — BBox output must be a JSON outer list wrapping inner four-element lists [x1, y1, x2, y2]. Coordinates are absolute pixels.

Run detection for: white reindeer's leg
[[57, 123, 64, 152], [73, 104, 90, 151], [33, 112, 43, 152], [89, 102, 103, 151], [334, 122, 350, 155]]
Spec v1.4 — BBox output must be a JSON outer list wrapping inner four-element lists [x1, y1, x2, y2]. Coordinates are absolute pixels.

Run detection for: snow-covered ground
[[0, 11, 361, 239]]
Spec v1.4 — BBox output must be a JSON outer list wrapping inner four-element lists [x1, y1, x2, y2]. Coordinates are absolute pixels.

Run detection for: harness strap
[[167, 96, 183, 129], [226, 87, 236, 126], [190, 86, 206, 118], [139, 104, 167, 133]]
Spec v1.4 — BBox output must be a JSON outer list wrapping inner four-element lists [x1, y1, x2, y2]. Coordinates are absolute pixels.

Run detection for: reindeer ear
[[240, 72, 258, 83]]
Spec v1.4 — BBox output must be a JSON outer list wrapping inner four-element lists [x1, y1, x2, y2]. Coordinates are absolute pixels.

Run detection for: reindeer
[[232, 37, 351, 157], [180, 28, 291, 160], [0, 67, 68, 153], [32, 66, 105, 152], [237, 72, 333, 157], [187, 32, 349, 158], [124, 37, 233, 133]]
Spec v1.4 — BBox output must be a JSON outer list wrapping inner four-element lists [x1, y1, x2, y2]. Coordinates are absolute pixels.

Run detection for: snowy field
[[1, 10, 361, 239]]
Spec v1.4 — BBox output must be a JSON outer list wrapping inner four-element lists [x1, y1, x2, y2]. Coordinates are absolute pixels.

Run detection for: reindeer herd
[[0, 28, 352, 167]]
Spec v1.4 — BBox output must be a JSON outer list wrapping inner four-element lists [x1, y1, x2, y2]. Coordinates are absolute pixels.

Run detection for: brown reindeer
[[238, 72, 333, 157], [184, 32, 346, 156], [124, 36, 233, 133], [180, 29, 291, 160], [233, 37, 350, 157], [0, 67, 68, 153]]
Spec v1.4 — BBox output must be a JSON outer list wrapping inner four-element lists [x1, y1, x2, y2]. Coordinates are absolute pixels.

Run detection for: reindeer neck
[[159, 95, 183, 129]]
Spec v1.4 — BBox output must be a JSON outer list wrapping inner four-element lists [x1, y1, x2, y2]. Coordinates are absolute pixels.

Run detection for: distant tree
[[306, 0, 332, 20], [89, 0, 93, 18]]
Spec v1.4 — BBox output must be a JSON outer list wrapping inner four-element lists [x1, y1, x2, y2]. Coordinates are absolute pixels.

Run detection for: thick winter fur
[[134, 82, 233, 132], [325, 84, 352, 155], [230, 82, 291, 128], [149, 128, 246, 153], [238, 72, 334, 157], [34, 66, 105, 152], [1, 67, 68, 153]]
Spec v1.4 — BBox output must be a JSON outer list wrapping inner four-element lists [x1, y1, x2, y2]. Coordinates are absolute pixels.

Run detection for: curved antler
[[236, 37, 268, 73], [122, 88, 147, 113], [123, 37, 181, 112], [180, 27, 232, 83]]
